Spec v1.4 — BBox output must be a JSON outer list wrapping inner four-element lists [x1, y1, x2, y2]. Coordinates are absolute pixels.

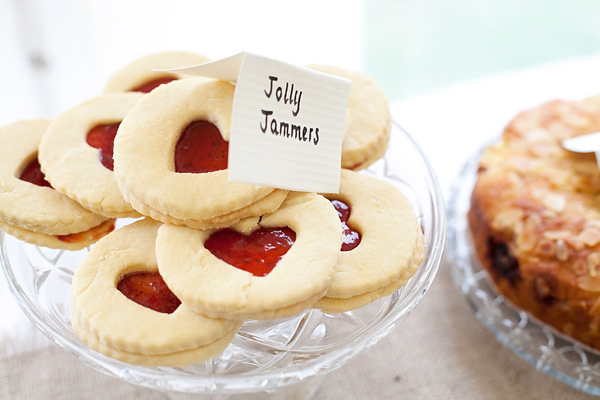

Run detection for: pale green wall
[[366, 0, 600, 101]]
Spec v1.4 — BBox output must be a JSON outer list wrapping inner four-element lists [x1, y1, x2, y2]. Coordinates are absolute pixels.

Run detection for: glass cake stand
[[0, 122, 446, 398], [447, 148, 600, 396]]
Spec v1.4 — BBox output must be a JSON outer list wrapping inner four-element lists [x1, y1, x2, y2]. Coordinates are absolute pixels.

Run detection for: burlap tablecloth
[[1, 256, 595, 399]]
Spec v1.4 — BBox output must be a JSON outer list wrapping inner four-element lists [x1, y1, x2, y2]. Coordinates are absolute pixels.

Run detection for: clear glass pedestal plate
[[447, 149, 600, 396], [0, 122, 446, 399]]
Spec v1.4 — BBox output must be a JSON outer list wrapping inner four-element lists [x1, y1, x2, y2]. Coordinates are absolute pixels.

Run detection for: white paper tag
[[156, 52, 351, 193], [561, 132, 600, 169]]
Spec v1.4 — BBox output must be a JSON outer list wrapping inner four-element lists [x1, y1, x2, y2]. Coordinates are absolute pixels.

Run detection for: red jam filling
[[86, 123, 120, 171], [175, 120, 228, 173], [58, 219, 115, 243], [130, 76, 178, 93], [204, 227, 296, 277], [330, 199, 361, 251], [117, 271, 181, 314], [19, 157, 52, 187]]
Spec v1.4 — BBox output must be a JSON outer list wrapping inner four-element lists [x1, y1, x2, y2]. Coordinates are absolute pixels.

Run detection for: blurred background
[[3, 1, 600, 398], [3, 0, 600, 128]]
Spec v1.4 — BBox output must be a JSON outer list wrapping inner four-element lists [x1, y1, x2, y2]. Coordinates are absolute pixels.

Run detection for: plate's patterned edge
[[446, 151, 600, 396]]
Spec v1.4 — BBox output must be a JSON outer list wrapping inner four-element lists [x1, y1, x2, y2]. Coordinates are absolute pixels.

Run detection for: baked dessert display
[[114, 78, 288, 230], [0, 51, 426, 367], [71, 219, 241, 366], [102, 51, 212, 94], [156, 192, 343, 320], [39, 93, 143, 218], [0, 119, 114, 250], [315, 169, 424, 313], [306, 65, 391, 171], [469, 96, 600, 350]]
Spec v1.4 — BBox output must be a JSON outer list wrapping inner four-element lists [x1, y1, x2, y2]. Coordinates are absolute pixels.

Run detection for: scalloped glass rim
[[447, 148, 600, 396], [0, 122, 446, 395]]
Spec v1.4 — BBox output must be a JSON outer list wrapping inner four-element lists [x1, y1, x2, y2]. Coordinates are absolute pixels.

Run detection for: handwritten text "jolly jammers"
[[260, 76, 319, 145]]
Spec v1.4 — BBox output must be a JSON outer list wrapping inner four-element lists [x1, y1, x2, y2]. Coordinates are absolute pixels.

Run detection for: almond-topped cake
[[469, 96, 600, 350]]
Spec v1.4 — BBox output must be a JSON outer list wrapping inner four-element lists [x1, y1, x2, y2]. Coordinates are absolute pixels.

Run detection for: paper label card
[[562, 132, 600, 169], [156, 52, 351, 193]]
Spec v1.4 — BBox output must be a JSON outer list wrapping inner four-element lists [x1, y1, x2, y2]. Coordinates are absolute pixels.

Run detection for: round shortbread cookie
[[102, 51, 212, 94], [0, 119, 112, 249], [314, 169, 424, 313], [156, 192, 343, 320], [306, 65, 391, 170], [71, 218, 241, 363], [114, 78, 283, 226], [316, 231, 424, 314], [120, 183, 288, 230], [71, 318, 241, 367], [39, 93, 143, 218], [0, 219, 115, 251], [70, 313, 240, 367]]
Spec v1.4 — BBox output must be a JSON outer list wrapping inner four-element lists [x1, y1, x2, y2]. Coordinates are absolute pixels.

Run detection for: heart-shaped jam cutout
[[19, 157, 52, 188], [205, 227, 296, 277], [175, 120, 228, 173], [130, 76, 178, 93], [117, 271, 181, 314], [330, 199, 361, 251], [86, 122, 120, 171]]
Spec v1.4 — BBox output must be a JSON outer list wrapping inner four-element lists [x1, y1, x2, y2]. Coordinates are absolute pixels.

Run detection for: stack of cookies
[[0, 51, 424, 366]]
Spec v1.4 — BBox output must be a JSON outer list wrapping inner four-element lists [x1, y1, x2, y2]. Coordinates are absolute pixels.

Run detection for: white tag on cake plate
[[156, 52, 351, 193], [562, 132, 600, 169]]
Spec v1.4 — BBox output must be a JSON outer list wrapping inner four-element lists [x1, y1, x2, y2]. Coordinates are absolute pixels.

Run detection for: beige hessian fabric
[[0, 257, 595, 399]]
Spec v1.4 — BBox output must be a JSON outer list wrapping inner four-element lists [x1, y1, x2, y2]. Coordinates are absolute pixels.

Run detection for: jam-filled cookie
[[306, 65, 391, 171], [0, 119, 114, 250], [71, 219, 242, 366], [39, 93, 143, 218], [114, 78, 288, 229], [315, 169, 424, 313], [155, 192, 343, 320], [102, 51, 212, 94]]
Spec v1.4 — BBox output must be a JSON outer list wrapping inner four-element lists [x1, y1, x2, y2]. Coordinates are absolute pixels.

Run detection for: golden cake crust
[[469, 96, 600, 349]]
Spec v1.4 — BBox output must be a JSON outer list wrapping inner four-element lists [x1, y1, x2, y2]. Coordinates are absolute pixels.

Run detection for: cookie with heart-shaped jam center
[[306, 65, 391, 171], [156, 192, 342, 320], [71, 218, 242, 366], [102, 51, 212, 94], [117, 271, 182, 314], [19, 157, 52, 187], [114, 78, 288, 230], [329, 198, 362, 251], [0, 119, 113, 250], [205, 227, 296, 277], [130, 76, 178, 93], [175, 120, 229, 173], [314, 169, 425, 313], [39, 93, 143, 218], [86, 122, 120, 171]]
